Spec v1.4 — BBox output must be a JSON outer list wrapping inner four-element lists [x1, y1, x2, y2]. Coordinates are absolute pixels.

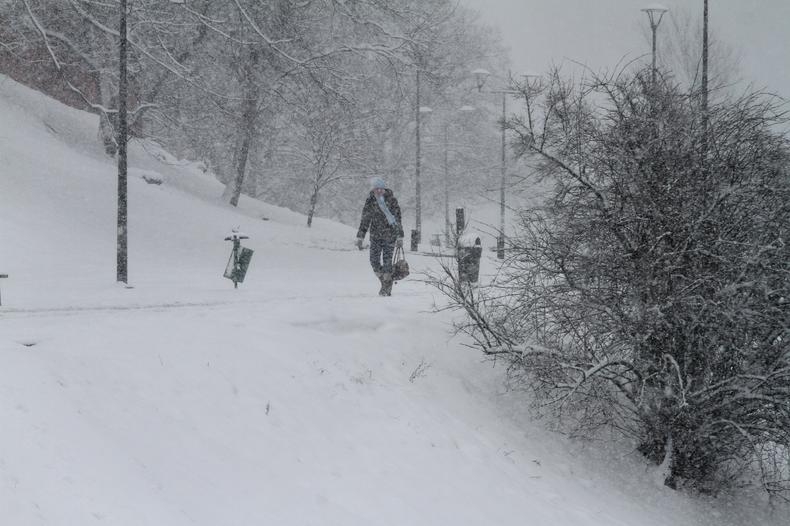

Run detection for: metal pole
[[701, 0, 709, 173], [117, 0, 128, 284], [702, 0, 709, 114], [0, 274, 6, 306], [444, 122, 450, 247], [651, 23, 658, 86], [415, 68, 422, 246], [233, 239, 240, 289], [456, 208, 465, 237], [497, 92, 506, 259]]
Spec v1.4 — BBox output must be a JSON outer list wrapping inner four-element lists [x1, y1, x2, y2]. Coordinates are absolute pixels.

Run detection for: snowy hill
[[0, 75, 784, 526]]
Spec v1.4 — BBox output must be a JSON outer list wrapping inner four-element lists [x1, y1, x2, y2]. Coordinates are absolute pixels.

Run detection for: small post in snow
[[0, 274, 7, 306]]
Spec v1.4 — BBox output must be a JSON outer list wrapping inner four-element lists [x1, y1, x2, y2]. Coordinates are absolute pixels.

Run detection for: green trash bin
[[224, 246, 253, 283], [224, 231, 253, 288], [457, 233, 482, 283]]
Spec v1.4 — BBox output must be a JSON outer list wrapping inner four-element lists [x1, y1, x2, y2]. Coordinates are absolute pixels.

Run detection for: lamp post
[[116, 0, 184, 284], [497, 89, 506, 259], [413, 67, 434, 251], [413, 87, 432, 251], [117, 0, 128, 284], [701, 0, 709, 173], [442, 105, 477, 247], [443, 119, 449, 246], [642, 4, 669, 86], [472, 69, 538, 259], [702, 0, 708, 115]]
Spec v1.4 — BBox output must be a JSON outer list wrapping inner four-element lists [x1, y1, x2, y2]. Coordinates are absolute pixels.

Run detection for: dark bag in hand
[[392, 246, 409, 281]]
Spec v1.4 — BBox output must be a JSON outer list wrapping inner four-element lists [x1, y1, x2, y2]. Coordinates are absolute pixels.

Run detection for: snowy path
[[3, 273, 542, 526], [1, 74, 784, 525], [1, 265, 771, 526]]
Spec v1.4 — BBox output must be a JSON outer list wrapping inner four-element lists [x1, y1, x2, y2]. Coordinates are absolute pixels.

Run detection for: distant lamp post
[[413, 98, 432, 251], [642, 3, 669, 85], [471, 68, 491, 91], [473, 68, 539, 259], [442, 105, 477, 247], [701, 0, 709, 161]]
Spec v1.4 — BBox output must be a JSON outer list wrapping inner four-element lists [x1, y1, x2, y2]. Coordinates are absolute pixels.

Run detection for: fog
[[461, 0, 790, 98]]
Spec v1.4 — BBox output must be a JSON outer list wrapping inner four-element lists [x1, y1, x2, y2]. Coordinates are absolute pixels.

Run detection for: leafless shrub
[[409, 359, 432, 383], [432, 64, 790, 497]]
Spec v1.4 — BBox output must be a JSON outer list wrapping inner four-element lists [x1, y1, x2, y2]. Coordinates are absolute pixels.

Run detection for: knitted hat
[[370, 177, 386, 190]]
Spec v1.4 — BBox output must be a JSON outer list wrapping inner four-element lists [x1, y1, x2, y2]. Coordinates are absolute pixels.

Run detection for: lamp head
[[471, 68, 491, 92], [641, 4, 669, 27]]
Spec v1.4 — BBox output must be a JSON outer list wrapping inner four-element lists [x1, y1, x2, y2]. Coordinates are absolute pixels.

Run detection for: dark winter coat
[[356, 189, 404, 241]]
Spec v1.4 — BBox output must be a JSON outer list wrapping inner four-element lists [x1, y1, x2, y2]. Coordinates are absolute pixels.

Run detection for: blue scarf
[[376, 194, 397, 226]]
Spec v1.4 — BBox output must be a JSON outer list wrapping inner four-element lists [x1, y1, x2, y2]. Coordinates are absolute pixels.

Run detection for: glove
[[356, 237, 364, 250], [396, 238, 404, 249]]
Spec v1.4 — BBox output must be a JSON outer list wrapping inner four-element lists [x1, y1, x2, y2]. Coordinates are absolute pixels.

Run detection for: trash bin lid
[[457, 232, 482, 248]]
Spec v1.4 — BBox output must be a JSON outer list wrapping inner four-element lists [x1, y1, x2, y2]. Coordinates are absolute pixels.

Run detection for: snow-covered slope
[[0, 75, 784, 526]]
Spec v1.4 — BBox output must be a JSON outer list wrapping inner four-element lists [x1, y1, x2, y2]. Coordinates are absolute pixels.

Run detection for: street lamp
[[412, 60, 437, 251], [117, 0, 186, 284], [441, 105, 477, 247], [412, 87, 433, 251], [698, 0, 712, 184], [642, 3, 669, 85], [473, 69, 539, 259]]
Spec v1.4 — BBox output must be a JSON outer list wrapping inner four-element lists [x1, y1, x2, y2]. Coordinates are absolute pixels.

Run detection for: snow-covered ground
[[0, 75, 785, 525]]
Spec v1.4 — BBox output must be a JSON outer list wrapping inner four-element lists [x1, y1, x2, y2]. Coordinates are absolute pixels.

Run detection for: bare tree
[[433, 64, 790, 497], [2, 0, 510, 225]]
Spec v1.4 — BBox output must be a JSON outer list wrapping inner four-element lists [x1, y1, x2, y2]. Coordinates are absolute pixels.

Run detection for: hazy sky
[[460, 0, 790, 98]]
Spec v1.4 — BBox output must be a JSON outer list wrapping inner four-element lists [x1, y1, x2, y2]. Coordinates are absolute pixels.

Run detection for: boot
[[375, 272, 386, 296], [381, 273, 393, 296]]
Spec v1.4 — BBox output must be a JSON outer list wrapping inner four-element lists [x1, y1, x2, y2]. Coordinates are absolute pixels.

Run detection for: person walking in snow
[[356, 177, 404, 296]]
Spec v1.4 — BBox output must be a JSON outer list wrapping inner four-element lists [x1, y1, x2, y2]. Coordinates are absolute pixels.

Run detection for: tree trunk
[[227, 108, 256, 207], [653, 434, 674, 489], [307, 184, 320, 228], [98, 68, 117, 156], [225, 50, 260, 207]]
